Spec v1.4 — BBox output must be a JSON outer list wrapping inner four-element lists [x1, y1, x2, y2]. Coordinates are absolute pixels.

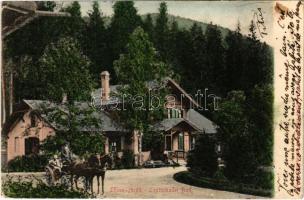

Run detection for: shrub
[[252, 169, 274, 190], [2, 177, 89, 198], [7, 154, 48, 172], [213, 168, 228, 182], [174, 171, 273, 197], [187, 134, 217, 177], [121, 150, 135, 169]]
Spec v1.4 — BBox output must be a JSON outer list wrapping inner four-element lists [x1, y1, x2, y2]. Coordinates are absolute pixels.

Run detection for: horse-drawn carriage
[[45, 145, 112, 194]]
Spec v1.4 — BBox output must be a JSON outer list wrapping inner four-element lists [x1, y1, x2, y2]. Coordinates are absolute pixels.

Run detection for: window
[[25, 137, 39, 155], [190, 136, 196, 150], [178, 132, 184, 150], [109, 137, 121, 152], [30, 115, 36, 127], [168, 109, 182, 119], [14, 137, 19, 153]]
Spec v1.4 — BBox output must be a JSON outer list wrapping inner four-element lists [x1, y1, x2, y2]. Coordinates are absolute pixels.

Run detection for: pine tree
[[205, 23, 226, 95], [113, 27, 170, 153], [225, 22, 245, 91], [61, 1, 85, 43], [154, 2, 170, 60], [109, 1, 142, 82], [84, 1, 108, 83], [143, 14, 154, 40], [110, 1, 142, 60], [167, 20, 181, 73]]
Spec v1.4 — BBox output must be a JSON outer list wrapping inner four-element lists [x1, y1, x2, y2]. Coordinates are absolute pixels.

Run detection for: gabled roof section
[[91, 77, 200, 107], [166, 78, 199, 108], [152, 118, 202, 132], [186, 109, 218, 134], [23, 100, 127, 133]]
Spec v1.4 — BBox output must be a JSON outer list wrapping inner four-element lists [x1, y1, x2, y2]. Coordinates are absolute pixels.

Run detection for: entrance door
[[165, 135, 172, 151]]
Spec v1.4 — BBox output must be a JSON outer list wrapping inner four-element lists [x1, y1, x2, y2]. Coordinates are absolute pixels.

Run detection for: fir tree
[[143, 14, 154, 40], [154, 2, 170, 60], [84, 1, 108, 84], [205, 23, 226, 95], [39, 37, 94, 102]]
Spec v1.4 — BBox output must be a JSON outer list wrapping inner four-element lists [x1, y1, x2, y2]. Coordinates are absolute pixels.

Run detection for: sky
[[62, 1, 274, 45]]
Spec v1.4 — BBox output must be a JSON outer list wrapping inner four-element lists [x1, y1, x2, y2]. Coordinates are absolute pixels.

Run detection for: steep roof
[[152, 109, 217, 134], [23, 100, 127, 133], [186, 109, 217, 134], [152, 118, 201, 132], [92, 78, 199, 107]]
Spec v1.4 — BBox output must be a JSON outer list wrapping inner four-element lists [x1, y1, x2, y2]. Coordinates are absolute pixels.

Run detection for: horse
[[72, 154, 112, 194], [93, 154, 112, 194]]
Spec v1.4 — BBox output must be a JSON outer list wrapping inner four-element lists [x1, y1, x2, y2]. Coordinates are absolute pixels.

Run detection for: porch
[[153, 118, 201, 160]]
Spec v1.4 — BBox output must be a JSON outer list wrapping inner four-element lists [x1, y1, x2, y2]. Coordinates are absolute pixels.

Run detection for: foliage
[[40, 102, 104, 158], [39, 37, 94, 102], [204, 23, 226, 95], [174, 171, 273, 197], [84, 1, 109, 83], [143, 14, 154, 40], [121, 150, 135, 169], [224, 24, 246, 91], [252, 169, 274, 190], [213, 91, 253, 179], [2, 177, 89, 198], [187, 134, 217, 177], [6, 155, 48, 172], [247, 84, 273, 166], [4, 1, 274, 190], [60, 1, 86, 42], [213, 168, 227, 181], [154, 2, 170, 60], [109, 1, 142, 82], [142, 130, 164, 159], [113, 27, 170, 151]]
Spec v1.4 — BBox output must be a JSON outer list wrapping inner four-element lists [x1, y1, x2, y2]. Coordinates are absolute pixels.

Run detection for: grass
[[2, 175, 90, 198], [173, 171, 273, 197]]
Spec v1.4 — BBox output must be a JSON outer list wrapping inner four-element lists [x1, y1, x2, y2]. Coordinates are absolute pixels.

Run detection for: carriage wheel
[[45, 166, 55, 186]]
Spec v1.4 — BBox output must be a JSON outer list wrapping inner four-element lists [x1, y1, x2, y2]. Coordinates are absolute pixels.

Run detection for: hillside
[[142, 13, 230, 38], [84, 13, 231, 38]]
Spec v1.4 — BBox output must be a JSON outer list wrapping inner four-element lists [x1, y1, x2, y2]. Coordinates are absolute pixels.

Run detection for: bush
[[174, 171, 273, 197], [252, 169, 274, 190], [121, 150, 135, 169], [187, 134, 217, 177], [213, 168, 228, 182], [7, 154, 48, 172], [2, 177, 89, 198]]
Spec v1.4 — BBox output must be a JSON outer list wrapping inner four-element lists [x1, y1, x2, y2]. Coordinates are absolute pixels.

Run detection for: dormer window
[[30, 115, 36, 127], [168, 108, 182, 118]]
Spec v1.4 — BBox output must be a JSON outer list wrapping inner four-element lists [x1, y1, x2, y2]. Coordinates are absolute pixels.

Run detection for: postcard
[[1, 1, 303, 199]]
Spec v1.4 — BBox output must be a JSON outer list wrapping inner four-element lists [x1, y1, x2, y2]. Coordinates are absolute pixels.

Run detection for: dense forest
[[4, 1, 273, 189]]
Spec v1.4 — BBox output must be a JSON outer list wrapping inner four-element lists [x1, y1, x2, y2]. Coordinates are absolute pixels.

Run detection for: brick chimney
[[101, 71, 110, 101]]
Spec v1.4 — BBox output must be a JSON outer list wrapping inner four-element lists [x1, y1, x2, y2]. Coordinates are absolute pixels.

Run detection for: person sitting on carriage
[[48, 154, 62, 171], [61, 143, 77, 167]]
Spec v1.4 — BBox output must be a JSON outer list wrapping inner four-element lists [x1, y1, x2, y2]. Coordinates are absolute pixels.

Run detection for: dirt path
[[97, 166, 262, 199], [2, 166, 263, 199]]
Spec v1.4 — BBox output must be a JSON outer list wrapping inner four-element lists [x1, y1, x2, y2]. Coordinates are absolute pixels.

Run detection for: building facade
[[4, 71, 217, 165]]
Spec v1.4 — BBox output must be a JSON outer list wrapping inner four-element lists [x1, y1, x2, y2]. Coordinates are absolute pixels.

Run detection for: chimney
[[101, 71, 110, 101]]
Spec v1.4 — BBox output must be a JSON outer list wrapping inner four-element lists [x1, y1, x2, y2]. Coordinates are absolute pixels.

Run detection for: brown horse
[[71, 154, 112, 194]]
